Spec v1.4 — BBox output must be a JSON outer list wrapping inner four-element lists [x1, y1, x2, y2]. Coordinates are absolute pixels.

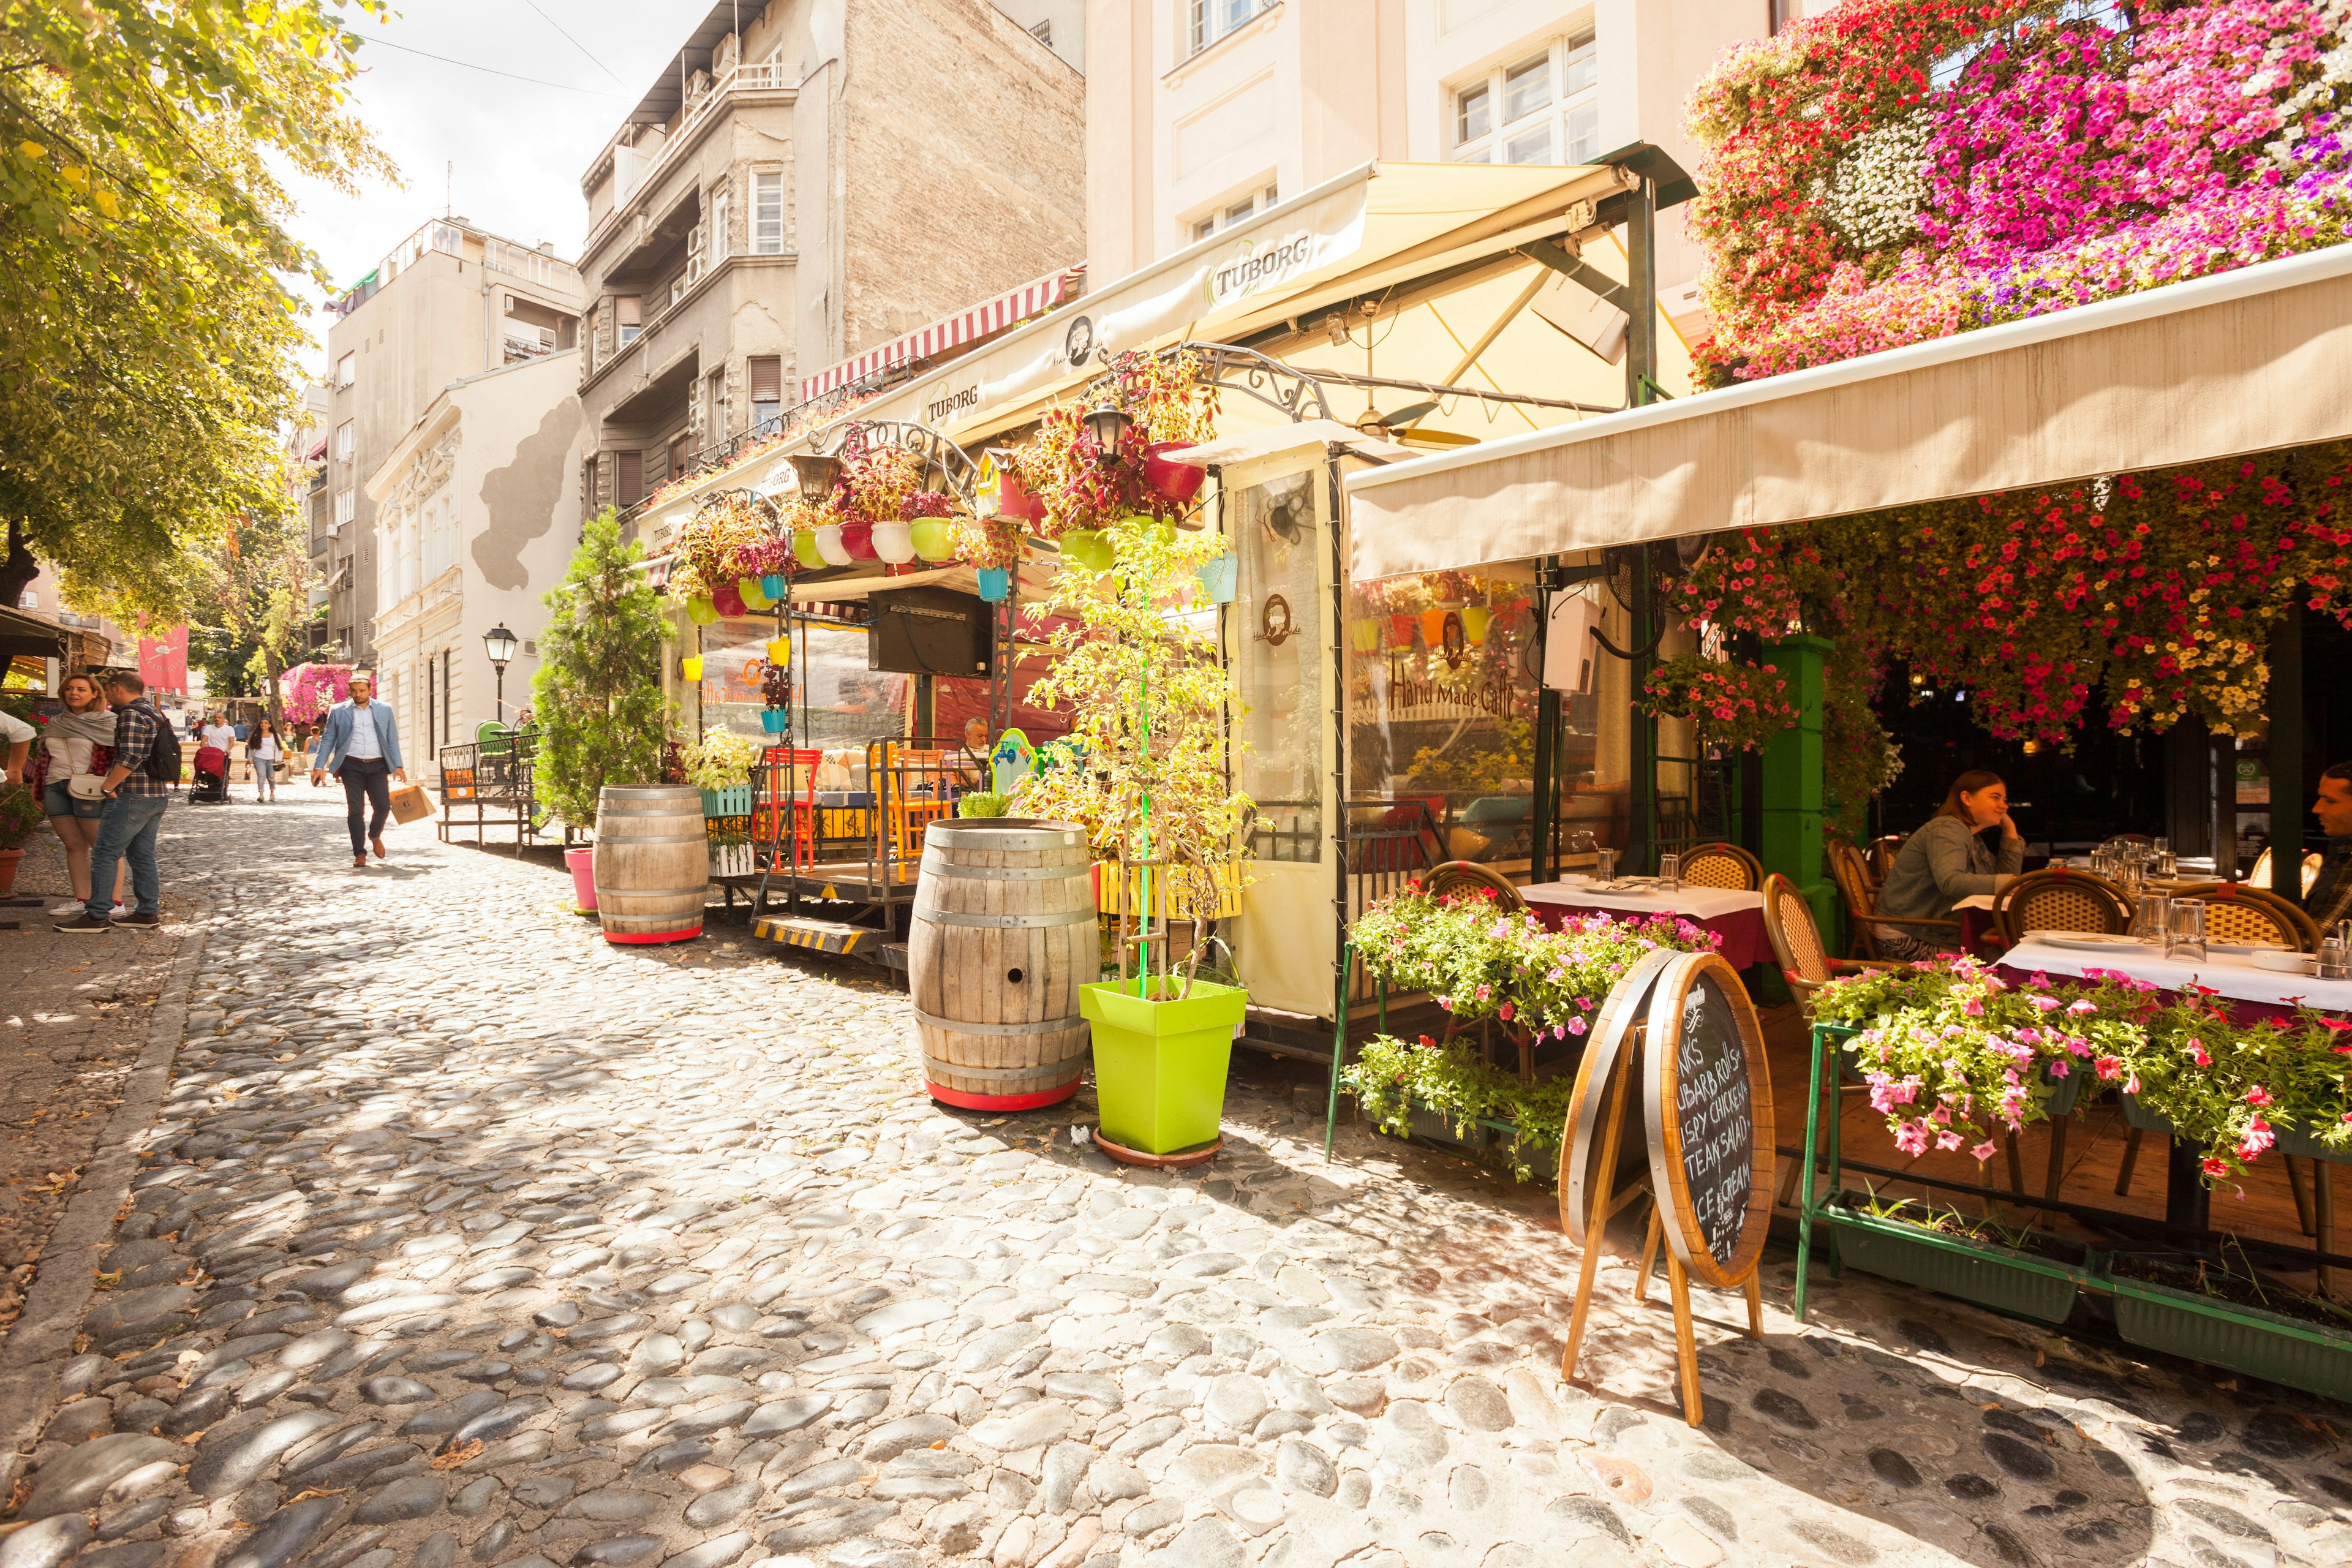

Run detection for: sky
[[284, 0, 717, 375]]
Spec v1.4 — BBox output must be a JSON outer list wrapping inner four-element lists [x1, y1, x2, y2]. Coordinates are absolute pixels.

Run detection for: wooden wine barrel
[[594, 785, 708, 945], [910, 818, 1096, 1109]]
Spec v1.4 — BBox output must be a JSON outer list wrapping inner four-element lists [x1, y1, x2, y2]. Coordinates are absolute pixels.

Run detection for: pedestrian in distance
[[311, 673, 406, 868], [250, 715, 284, 802], [53, 670, 177, 933]]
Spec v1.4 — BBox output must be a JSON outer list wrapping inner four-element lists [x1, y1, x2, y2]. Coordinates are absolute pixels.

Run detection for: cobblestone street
[[4, 793, 2351, 1568]]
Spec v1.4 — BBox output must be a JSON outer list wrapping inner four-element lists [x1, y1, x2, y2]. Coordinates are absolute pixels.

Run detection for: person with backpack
[[55, 670, 178, 933]]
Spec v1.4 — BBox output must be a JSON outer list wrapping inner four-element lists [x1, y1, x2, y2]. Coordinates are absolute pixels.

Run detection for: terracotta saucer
[[1091, 1128, 1223, 1168]]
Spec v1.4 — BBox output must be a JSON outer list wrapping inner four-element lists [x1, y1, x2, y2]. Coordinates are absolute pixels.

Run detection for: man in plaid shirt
[[55, 670, 172, 932]]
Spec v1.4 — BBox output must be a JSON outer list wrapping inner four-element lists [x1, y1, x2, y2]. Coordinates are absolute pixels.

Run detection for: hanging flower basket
[[1059, 529, 1112, 573], [813, 526, 854, 567], [712, 581, 747, 619], [977, 566, 1011, 602], [687, 596, 719, 625], [793, 530, 826, 571], [1460, 605, 1491, 646], [910, 519, 956, 562], [871, 521, 918, 564], [1142, 442, 1208, 505], [1196, 553, 1238, 604]]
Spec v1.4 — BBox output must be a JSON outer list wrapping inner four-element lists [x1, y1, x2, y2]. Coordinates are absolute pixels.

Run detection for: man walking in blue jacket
[[311, 673, 407, 867]]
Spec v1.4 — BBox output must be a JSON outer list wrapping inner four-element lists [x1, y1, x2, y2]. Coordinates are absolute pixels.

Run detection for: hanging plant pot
[[910, 519, 956, 562], [761, 572, 788, 601], [680, 655, 705, 681], [737, 576, 770, 611], [814, 525, 855, 567], [687, 595, 719, 625], [1460, 605, 1491, 646], [1142, 442, 1207, 505], [999, 469, 1048, 524], [1060, 529, 1112, 572], [1081, 976, 1250, 1156], [761, 708, 788, 735], [1351, 617, 1382, 654], [793, 530, 826, 571], [766, 636, 791, 665], [870, 521, 918, 565], [977, 566, 1011, 602], [712, 581, 747, 618], [839, 519, 877, 560], [1420, 606, 1452, 647], [1196, 553, 1238, 604], [1389, 612, 1417, 647]]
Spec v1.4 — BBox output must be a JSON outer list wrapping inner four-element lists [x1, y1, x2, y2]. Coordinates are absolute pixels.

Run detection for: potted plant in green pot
[[1023, 372, 1247, 1163]]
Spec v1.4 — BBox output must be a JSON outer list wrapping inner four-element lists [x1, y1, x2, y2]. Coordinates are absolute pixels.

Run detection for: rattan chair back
[[1425, 859, 1528, 913], [2163, 883, 2318, 951], [1762, 873, 1834, 1000], [1678, 842, 1763, 891], [1996, 869, 2132, 945]]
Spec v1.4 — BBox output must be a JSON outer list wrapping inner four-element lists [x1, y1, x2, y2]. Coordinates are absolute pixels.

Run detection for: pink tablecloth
[[1523, 887, 1771, 970]]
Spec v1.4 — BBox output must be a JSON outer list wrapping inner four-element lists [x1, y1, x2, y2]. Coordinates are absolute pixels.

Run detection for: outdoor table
[[1996, 936, 2352, 1022], [1953, 893, 2003, 956], [1520, 878, 1770, 970]]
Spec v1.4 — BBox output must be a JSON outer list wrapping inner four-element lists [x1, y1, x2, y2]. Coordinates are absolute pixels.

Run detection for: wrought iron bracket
[[807, 419, 987, 514]]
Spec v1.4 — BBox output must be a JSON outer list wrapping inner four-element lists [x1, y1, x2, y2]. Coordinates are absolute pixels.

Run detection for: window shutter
[[748, 357, 782, 404], [617, 450, 643, 507]]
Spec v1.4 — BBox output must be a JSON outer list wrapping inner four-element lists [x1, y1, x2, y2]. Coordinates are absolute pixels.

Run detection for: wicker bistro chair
[[1993, 869, 2133, 947], [2160, 881, 2321, 952], [1761, 873, 1898, 1005], [2248, 848, 2323, 897], [1423, 859, 1528, 913], [1678, 841, 1763, 891], [1830, 840, 1961, 960]]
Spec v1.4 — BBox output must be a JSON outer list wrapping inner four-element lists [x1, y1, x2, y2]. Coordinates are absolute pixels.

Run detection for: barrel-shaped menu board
[[1640, 951, 1774, 1291], [1558, 947, 1681, 1245]]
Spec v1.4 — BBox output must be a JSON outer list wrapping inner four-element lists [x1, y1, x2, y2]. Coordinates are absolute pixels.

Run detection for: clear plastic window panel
[[1234, 470, 1321, 862], [793, 622, 907, 749], [697, 618, 793, 741]]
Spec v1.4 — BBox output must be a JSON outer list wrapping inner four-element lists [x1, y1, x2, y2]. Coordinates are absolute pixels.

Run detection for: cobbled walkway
[[5, 791, 2352, 1568]]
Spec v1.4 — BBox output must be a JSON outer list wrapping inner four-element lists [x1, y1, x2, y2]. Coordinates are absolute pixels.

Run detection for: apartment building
[[323, 218, 584, 661], [571, 0, 1084, 538], [365, 353, 583, 769], [1084, 0, 1771, 342], [284, 382, 333, 655]]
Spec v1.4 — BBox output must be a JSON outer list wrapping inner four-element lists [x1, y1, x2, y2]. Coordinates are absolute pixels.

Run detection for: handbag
[[388, 783, 434, 826]]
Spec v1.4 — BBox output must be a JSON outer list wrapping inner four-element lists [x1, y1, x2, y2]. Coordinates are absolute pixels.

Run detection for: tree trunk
[[1, 517, 39, 619]]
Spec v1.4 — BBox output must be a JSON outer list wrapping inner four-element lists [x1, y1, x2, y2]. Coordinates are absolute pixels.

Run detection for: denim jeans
[[87, 793, 167, 918]]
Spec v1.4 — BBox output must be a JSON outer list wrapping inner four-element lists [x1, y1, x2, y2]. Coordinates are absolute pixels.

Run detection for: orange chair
[[758, 746, 821, 872], [875, 740, 954, 878]]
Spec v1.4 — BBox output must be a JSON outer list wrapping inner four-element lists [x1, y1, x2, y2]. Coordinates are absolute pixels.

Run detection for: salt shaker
[[2321, 935, 2351, 981]]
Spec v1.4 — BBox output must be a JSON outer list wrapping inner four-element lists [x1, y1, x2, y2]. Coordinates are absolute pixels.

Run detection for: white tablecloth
[[1521, 879, 1765, 922], [2000, 937, 2352, 1013]]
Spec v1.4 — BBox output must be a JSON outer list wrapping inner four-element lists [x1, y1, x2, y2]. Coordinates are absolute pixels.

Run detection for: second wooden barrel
[[910, 818, 1096, 1109], [594, 785, 708, 944]]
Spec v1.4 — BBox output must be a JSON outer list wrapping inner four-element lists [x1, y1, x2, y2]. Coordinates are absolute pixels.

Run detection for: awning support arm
[[1520, 239, 1634, 316]]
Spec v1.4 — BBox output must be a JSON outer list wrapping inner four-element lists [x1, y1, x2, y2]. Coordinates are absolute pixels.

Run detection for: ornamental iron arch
[[806, 418, 987, 514]]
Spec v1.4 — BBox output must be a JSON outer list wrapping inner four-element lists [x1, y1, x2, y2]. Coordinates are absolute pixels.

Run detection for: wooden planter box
[[2108, 1271, 2352, 1400], [1823, 1197, 2090, 1324]]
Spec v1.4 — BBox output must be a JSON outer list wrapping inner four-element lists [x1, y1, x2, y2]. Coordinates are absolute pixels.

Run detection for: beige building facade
[[1084, 0, 1777, 342], [364, 352, 585, 771], [570, 0, 1086, 543], [323, 219, 583, 661]]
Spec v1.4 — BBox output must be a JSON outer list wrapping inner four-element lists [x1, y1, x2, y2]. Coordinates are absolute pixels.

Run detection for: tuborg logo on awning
[[1204, 229, 1315, 311]]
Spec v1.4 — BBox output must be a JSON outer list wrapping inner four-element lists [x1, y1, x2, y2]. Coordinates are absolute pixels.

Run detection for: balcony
[[584, 61, 796, 262]]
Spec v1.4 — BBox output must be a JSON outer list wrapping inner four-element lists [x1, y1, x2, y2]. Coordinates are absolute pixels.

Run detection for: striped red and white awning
[[800, 265, 1083, 402]]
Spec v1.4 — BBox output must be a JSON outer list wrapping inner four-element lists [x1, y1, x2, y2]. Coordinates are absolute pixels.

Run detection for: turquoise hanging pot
[[1196, 554, 1238, 604]]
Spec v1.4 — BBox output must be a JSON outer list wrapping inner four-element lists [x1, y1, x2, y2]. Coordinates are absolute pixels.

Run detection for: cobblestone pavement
[[5, 793, 2352, 1568]]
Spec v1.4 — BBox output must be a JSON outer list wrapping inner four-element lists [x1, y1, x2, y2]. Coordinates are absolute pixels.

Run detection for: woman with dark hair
[[1873, 770, 2024, 959]]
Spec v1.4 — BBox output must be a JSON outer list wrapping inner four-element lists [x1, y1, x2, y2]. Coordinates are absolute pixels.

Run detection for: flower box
[[1391, 1097, 1558, 1182], [2107, 1270, 2352, 1401], [1822, 1195, 2090, 1324]]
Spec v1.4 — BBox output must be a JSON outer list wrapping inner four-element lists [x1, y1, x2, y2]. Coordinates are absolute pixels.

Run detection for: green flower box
[[1395, 1100, 1559, 1182], [2108, 1272, 2352, 1401], [1823, 1197, 2090, 1324], [2121, 1095, 2351, 1164]]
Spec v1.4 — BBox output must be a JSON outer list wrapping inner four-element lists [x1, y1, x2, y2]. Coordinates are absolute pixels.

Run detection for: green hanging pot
[[686, 595, 719, 625], [1060, 529, 1112, 572], [910, 518, 956, 562], [793, 530, 826, 571]]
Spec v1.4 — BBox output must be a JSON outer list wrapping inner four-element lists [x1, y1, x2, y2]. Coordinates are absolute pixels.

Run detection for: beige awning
[[1343, 242, 2352, 581]]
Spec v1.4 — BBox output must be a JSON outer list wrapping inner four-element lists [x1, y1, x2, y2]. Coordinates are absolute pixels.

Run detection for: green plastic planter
[[1081, 978, 1248, 1155], [1824, 1199, 2090, 1324], [2108, 1272, 2352, 1400]]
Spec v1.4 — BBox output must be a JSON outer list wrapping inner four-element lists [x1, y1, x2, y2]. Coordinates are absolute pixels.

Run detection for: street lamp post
[[483, 623, 518, 725]]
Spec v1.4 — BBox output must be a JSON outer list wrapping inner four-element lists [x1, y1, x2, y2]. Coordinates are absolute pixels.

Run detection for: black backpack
[[140, 704, 183, 785]]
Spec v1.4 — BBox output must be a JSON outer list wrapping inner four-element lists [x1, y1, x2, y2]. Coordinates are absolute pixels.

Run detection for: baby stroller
[[190, 744, 230, 804]]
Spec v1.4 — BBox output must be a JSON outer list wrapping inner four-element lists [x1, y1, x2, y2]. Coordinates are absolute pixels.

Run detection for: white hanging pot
[[870, 521, 918, 565], [814, 524, 854, 567]]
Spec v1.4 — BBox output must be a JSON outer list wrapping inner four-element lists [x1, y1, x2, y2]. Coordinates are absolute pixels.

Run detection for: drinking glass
[[2131, 892, 2170, 945], [2157, 850, 2177, 879], [1596, 848, 1618, 883], [2167, 899, 2207, 962], [2153, 837, 2171, 857], [1659, 853, 1682, 891]]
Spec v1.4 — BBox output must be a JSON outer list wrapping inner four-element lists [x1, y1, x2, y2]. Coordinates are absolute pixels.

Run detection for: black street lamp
[[483, 622, 518, 725]]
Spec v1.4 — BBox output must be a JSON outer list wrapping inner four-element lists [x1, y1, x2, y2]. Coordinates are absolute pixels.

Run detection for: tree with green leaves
[[187, 509, 318, 715], [0, 0, 393, 621], [533, 511, 669, 828]]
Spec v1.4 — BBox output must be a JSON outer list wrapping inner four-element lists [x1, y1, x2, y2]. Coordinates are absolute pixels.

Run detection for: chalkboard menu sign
[[1642, 952, 1774, 1291], [1559, 946, 1679, 1246]]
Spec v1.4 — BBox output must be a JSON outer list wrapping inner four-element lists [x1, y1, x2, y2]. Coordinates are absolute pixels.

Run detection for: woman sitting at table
[[1874, 770, 2024, 959]]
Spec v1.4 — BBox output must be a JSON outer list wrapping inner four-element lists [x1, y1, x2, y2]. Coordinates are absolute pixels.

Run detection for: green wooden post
[[1761, 635, 1835, 937]]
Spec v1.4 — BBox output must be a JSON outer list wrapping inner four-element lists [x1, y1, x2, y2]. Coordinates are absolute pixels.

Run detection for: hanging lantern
[[1084, 405, 1134, 454]]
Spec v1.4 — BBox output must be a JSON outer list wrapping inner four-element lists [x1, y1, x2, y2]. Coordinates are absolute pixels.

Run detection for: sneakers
[[48, 902, 84, 916], [114, 911, 160, 926], [53, 913, 113, 933]]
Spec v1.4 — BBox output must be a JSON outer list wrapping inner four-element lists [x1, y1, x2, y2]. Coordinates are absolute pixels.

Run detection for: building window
[[334, 489, 355, 529], [748, 356, 782, 429], [753, 172, 784, 254], [668, 431, 692, 483], [707, 178, 730, 262], [1188, 0, 1272, 56], [582, 455, 600, 517], [705, 366, 728, 444], [335, 352, 356, 389], [1191, 182, 1279, 243], [333, 421, 355, 460], [1451, 31, 1599, 166], [616, 450, 643, 507], [1768, 0, 1792, 33], [617, 295, 641, 345]]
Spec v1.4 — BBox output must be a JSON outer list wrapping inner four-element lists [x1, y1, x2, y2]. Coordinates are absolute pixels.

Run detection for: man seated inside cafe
[[2305, 764, 2352, 930]]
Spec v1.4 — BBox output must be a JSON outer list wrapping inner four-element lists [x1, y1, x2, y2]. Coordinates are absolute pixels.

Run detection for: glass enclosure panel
[[1345, 571, 1548, 883], [696, 617, 783, 741], [1234, 469, 1322, 862], [797, 622, 908, 749]]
